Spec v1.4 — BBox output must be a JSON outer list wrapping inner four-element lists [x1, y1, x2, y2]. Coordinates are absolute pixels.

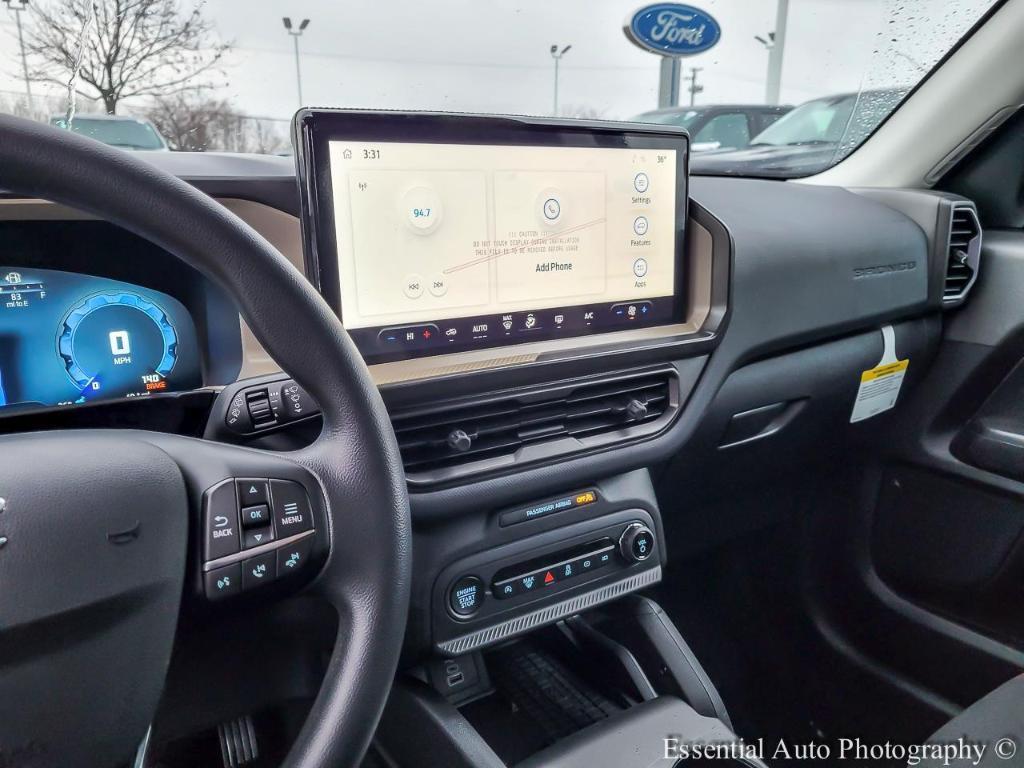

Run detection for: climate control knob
[[619, 523, 656, 563]]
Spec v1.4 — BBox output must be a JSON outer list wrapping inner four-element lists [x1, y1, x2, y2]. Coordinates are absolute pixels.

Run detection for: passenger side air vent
[[391, 369, 679, 485], [943, 205, 981, 302]]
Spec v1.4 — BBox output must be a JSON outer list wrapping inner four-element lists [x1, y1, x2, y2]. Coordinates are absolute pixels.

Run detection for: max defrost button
[[204, 482, 240, 560], [449, 575, 483, 616], [271, 480, 313, 536]]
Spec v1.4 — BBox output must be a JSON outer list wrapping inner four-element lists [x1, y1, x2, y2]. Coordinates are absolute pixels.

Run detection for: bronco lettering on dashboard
[[852, 261, 917, 279]]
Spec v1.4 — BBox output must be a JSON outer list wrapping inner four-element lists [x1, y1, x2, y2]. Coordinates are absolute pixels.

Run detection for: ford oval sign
[[625, 4, 722, 57]]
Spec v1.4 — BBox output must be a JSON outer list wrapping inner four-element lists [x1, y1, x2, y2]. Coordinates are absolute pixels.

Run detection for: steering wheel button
[[271, 480, 313, 535], [277, 536, 314, 575], [236, 479, 269, 507], [242, 551, 277, 590], [204, 563, 241, 601], [203, 481, 240, 560], [240, 503, 270, 529], [243, 525, 275, 549]]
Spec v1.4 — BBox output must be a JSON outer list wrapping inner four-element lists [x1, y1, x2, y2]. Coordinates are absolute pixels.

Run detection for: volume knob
[[619, 523, 656, 563]]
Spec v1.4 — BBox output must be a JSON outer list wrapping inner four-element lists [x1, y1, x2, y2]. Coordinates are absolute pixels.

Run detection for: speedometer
[[57, 292, 178, 400]]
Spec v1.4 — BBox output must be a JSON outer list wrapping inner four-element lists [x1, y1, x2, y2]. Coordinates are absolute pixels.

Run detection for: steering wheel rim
[[0, 114, 411, 768]]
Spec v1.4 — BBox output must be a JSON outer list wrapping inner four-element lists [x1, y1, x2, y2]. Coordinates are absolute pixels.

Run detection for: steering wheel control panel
[[432, 506, 662, 655], [201, 477, 317, 600]]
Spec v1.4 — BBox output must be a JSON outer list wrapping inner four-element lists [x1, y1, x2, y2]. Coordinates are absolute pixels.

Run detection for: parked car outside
[[689, 89, 909, 177], [49, 113, 170, 151], [633, 104, 792, 151]]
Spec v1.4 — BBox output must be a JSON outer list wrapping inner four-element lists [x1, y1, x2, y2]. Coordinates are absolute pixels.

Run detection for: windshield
[[0, 0, 998, 177], [49, 117, 165, 150]]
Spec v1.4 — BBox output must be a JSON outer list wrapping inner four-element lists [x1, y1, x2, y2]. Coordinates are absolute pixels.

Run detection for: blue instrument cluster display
[[0, 267, 201, 411]]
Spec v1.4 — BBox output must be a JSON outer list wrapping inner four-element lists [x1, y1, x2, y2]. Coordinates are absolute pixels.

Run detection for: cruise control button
[[205, 563, 241, 600], [242, 551, 277, 590], [240, 503, 270, 529], [277, 536, 314, 575], [449, 575, 483, 616], [243, 525, 275, 548], [271, 480, 313, 536], [236, 479, 269, 507], [203, 482, 240, 560]]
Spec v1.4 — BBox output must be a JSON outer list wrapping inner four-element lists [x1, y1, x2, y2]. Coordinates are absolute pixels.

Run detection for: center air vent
[[391, 369, 678, 484], [944, 205, 981, 302]]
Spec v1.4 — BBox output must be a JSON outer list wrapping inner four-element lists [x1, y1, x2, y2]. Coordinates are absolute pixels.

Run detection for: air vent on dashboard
[[391, 369, 678, 483], [943, 205, 981, 302]]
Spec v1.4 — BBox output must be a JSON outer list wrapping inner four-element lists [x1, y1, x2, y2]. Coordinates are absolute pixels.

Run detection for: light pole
[[3, 0, 34, 112], [550, 44, 571, 117], [283, 17, 310, 108], [686, 67, 703, 106], [756, 0, 789, 105]]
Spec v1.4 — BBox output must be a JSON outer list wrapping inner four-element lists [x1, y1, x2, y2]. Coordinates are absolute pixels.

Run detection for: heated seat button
[[271, 480, 314, 536], [277, 536, 314, 575], [242, 551, 277, 590], [203, 482, 240, 561], [449, 575, 483, 616], [205, 563, 241, 600], [240, 504, 271, 529], [236, 479, 270, 507]]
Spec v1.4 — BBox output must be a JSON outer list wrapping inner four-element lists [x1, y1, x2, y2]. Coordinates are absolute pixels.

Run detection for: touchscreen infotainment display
[[295, 111, 688, 364]]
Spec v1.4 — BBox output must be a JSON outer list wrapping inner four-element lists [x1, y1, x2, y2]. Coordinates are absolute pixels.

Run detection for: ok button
[[240, 504, 270, 529]]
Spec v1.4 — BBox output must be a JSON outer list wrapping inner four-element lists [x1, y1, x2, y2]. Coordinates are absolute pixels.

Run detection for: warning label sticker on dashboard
[[850, 326, 909, 423]]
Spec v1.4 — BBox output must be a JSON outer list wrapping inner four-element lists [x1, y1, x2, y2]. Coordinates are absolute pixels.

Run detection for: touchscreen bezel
[[294, 110, 690, 364]]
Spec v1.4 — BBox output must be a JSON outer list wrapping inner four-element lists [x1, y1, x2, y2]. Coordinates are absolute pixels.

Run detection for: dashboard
[[0, 266, 201, 411]]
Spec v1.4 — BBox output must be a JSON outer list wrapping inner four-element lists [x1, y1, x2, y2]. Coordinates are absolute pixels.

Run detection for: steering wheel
[[0, 115, 411, 768]]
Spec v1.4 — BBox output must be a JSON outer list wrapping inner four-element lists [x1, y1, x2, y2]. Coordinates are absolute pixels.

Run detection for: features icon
[[633, 216, 649, 236], [634, 172, 650, 193], [524, 313, 537, 329], [502, 584, 514, 596], [633, 258, 648, 278]]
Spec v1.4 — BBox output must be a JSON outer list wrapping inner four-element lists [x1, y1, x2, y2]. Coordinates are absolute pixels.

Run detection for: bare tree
[[147, 93, 288, 154], [24, 0, 228, 115]]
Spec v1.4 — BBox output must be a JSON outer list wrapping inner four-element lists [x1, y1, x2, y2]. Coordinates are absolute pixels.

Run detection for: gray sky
[[0, 0, 994, 121]]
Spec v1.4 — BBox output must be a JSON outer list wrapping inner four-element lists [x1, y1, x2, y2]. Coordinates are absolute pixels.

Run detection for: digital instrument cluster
[[0, 267, 201, 411]]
